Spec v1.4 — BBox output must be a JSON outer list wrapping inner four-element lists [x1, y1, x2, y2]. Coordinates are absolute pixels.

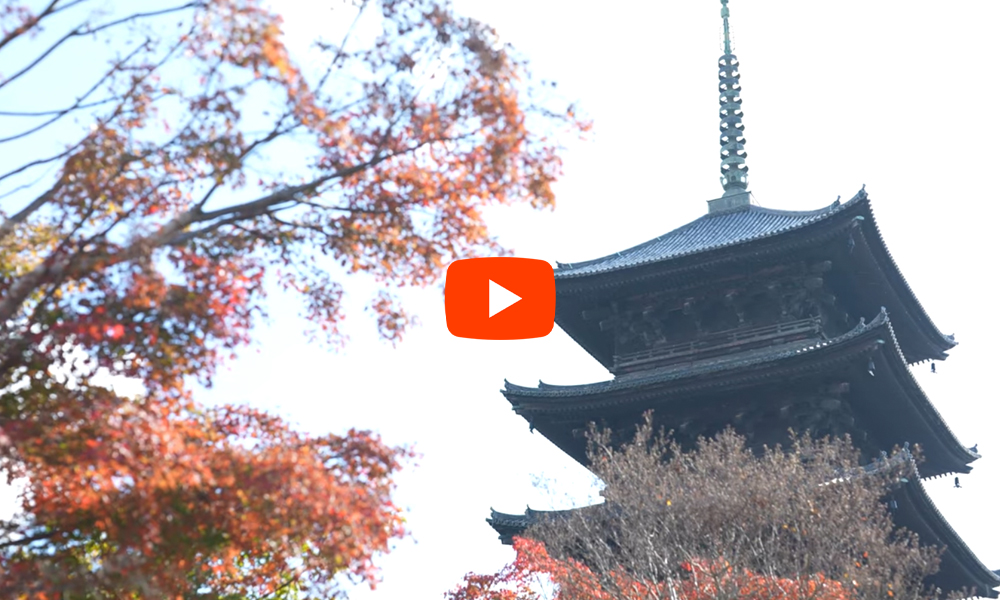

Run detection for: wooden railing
[[613, 316, 823, 373]]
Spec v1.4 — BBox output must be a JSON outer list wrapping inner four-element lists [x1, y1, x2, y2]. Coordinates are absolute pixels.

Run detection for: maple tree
[[448, 419, 950, 600], [0, 0, 585, 597], [448, 537, 858, 600]]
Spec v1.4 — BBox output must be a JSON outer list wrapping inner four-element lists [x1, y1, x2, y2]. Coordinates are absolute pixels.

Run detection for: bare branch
[[0, 2, 201, 92], [0, 163, 58, 202], [0, 143, 80, 186], [0, 95, 118, 117], [524, 419, 939, 600], [191, 113, 300, 212], [0, 38, 149, 144], [0, 177, 64, 238], [314, 0, 370, 91], [0, 528, 61, 550], [0, 0, 61, 53], [188, 140, 407, 226]]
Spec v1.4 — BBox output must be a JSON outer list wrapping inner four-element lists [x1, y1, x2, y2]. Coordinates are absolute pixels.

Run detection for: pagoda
[[486, 2, 1000, 597]]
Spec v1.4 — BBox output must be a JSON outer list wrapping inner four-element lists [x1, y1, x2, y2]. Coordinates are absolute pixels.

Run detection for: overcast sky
[[4, 1, 999, 598], [240, 2, 999, 597]]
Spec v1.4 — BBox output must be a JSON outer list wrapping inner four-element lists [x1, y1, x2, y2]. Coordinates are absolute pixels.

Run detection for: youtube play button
[[488, 279, 522, 318], [445, 257, 555, 340]]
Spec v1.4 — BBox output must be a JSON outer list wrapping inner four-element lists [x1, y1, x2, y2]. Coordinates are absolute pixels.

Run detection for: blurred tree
[[448, 418, 949, 600], [0, 0, 585, 596]]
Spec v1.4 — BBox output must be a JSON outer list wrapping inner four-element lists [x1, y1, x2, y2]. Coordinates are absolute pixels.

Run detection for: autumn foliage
[[0, 0, 584, 596], [449, 420, 943, 600], [448, 537, 857, 600], [2, 399, 406, 598]]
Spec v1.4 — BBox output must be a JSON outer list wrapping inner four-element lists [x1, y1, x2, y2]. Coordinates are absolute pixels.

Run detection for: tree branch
[[0, 2, 201, 92], [0, 177, 64, 238], [0, 95, 119, 117], [0, 31, 190, 243], [191, 114, 299, 213], [314, 0, 370, 91], [0, 123, 462, 326], [0, 38, 149, 144], [0, 526, 65, 549], [0, 0, 62, 54], [189, 150, 397, 226]]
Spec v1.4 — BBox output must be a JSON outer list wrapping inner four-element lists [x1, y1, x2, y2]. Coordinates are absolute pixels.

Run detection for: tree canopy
[[448, 418, 948, 600], [0, 0, 585, 596]]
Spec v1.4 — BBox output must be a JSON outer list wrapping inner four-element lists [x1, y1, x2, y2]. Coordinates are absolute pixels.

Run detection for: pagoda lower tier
[[502, 309, 977, 479], [486, 471, 1000, 598]]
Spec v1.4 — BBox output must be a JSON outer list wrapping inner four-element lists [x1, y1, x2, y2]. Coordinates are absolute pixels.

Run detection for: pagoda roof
[[503, 309, 978, 478], [555, 199, 844, 278], [505, 314, 885, 401], [487, 506, 578, 545], [895, 477, 1000, 597], [552, 187, 955, 365]]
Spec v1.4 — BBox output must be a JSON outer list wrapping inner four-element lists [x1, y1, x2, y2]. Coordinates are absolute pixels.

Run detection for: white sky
[[3, 1, 999, 598], [256, 1, 1000, 597]]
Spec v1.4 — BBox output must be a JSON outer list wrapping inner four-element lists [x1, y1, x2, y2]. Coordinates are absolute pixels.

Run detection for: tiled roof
[[900, 478, 1000, 597], [549, 186, 954, 366], [486, 507, 582, 545], [504, 308, 887, 399], [553, 193, 857, 279], [503, 308, 977, 479], [487, 507, 577, 529]]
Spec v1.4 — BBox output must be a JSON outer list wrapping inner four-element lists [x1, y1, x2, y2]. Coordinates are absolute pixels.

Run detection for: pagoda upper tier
[[504, 308, 978, 479], [552, 188, 955, 372]]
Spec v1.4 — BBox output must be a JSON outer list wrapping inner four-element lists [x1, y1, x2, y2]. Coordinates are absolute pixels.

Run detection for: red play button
[[445, 257, 555, 340]]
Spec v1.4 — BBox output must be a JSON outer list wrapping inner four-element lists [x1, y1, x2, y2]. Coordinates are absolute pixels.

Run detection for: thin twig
[[0, 2, 201, 92]]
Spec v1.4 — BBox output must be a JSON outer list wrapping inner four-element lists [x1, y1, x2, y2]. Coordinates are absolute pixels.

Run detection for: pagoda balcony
[[614, 316, 823, 374]]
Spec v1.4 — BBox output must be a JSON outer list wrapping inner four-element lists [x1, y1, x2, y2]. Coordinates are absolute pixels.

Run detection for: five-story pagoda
[[486, 2, 1000, 597]]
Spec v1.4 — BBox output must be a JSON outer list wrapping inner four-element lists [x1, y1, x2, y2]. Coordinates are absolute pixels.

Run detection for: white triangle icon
[[488, 279, 522, 318]]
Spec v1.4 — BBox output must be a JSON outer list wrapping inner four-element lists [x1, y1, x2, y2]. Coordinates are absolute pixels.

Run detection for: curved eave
[[553, 195, 852, 280], [869, 318, 978, 475], [503, 311, 976, 477], [897, 479, 1000, 598], [553, 310, 612, 374], [487, 507, 580, 545], [551, 187, 955, 365], [852, 199, 956, 362], [486, 510, 531, 545], [505, 311, 889, 404]]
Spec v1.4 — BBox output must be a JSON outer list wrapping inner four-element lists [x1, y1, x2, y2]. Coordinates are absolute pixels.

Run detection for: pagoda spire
[[718, 0, 748, 196]]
